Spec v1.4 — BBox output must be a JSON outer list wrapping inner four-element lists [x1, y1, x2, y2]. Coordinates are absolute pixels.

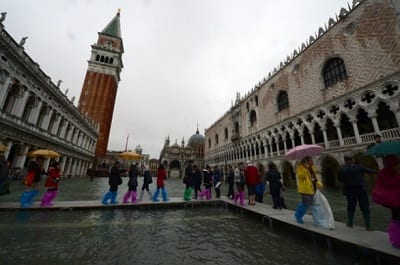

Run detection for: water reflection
[[0, 208, 376, 265]]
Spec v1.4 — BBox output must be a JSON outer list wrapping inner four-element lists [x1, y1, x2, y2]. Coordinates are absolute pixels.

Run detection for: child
[[20, 156, 44, 208], [122, 163, 139, 203], [40, 161, 61, 207], [198, 165, 213, 200], [153, 164, 168, 202]]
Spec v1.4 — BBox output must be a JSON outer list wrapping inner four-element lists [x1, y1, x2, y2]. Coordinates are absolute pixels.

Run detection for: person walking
[[139, 165, 153, 200], [372, 155, 400, 248], [255, 162, 266, 203], [192, 164, 202, 199], [245, 161, 259, 205], [20, 156, 44, 208], [266, 162, 283, 209], [122, 163, 139, 203], [153, 164, 168, 202], [294, 156, 323, 223], [213, 165, 222, 198], [233, 162, 246, 206], [226, 165, 235, 199], [101, 161, 126, 205], [183, 160, 194, 201], [40, 161, 61, 207], [337, 154, 376, 230]]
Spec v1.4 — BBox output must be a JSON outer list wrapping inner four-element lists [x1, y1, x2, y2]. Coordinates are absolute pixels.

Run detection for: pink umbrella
[[284, 144, 324, 160]]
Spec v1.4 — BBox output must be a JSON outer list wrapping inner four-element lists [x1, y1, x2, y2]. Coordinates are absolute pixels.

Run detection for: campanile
[[78, 11, 124, 159]]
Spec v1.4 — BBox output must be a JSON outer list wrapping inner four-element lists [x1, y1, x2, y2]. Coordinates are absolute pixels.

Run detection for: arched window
[[21, 96, 35, 122], [208, 139, 211, 148], [234, 122, 240, 134], [109, 58, 114, 64], [100, 56, 105, 63], [250, 110, 257, 126], [95, 55, 100, 61], [224, 128, 228, 140], [277, 91, 289, 111], [322, 57, 348, 88], [215, 134, 219, 145], [2, 83, 20, 113], [47, 113, 57, 133], [36, 106, 47, 128], [105, 57, 109, 63]]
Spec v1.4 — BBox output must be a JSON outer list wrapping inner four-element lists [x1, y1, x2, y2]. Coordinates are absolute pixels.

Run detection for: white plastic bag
[[312, 190, 335, 230]]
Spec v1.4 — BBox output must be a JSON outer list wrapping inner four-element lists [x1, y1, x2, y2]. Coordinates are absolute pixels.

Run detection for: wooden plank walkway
[[0, 197, 399, 261]]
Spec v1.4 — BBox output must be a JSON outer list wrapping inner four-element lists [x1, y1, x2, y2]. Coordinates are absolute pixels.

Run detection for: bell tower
[[78, 10, 124, 159]]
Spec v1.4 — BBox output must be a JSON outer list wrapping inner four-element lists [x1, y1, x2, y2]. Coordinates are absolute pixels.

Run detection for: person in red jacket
[[40, 161, 61, 207], [153, 164, 168, 202], [245, 161, 259, 205]]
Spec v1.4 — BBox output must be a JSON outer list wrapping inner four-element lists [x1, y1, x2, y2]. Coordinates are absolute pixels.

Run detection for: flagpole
[[125, 133, 129, 151]]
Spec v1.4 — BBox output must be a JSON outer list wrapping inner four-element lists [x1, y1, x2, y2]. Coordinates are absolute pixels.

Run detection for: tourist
[[152, 164, 168, 202], [40, 161, 61, 207], [213, 165, 222, 198], [101, 161, 126, 205], [139, 165, 153, 200], [266, 162, 283, 209], [337, 154, 376, 230], [372, 155, 400, 248], [122, 163, 139, 203], [183, 160, 194, 201], [255, 162, 266, 203], [20, 156, 44, 208], [245, 161, 259, 205], [192, 164, 202, 199], [233, 162, 246, 206], [367, 134, 383, 149], [294, 156, 323, 223], [198, 165, 213, 200], [226, 164, 235, 199], [0, 155, 10, 195]]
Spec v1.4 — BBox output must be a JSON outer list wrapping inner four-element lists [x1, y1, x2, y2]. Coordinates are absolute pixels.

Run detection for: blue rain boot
[[110, 191, 118, 204], [162, 188, 169, 202], [20, 191, 31, 208], [153, 189, 160, 202], [294, 203, 308, 224], [27, 190, 39, 206], [102, 192, 112, 205]]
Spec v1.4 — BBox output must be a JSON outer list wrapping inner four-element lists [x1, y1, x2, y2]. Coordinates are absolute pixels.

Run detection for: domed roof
[[188, 128, 205, 147]]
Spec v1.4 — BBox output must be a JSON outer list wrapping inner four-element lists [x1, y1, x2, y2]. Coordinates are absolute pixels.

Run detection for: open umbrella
[[0, 143, 7, 152], [366, 140, 400, 156], [28, 149, 61, 158], [118, 151, 142, 161], [284, 144, 324, 160]]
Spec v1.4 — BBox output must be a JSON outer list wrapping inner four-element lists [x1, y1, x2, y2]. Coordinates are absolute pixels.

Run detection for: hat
[[383, 155, 400, 168]]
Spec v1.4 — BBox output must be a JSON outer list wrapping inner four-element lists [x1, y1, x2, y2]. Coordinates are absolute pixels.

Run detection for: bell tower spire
[[78, 11, 124, 159]]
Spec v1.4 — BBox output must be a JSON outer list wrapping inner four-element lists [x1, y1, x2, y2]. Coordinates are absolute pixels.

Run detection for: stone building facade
[[205, 0, 400, 188], [0, 15, 98, 177], [78, 11, 124, 160], [159, 128, 205, 178]]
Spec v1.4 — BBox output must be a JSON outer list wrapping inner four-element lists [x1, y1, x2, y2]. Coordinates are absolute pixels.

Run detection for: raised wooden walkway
[[0, 197, 399, 263]]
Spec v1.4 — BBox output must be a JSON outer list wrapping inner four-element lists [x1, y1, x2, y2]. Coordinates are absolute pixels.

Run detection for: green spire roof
[[101, 11, 121, 38]]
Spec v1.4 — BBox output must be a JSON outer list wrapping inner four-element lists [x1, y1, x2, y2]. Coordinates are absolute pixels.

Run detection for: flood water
[[0, 207, 375, 265]]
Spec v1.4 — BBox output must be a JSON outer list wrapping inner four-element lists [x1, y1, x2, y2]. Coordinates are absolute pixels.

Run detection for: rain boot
[[101, 191, 112, 205], [153, 188, 160, 202], [346, 210, 355, 228], [198, 189, 207, 200], [123, 191, 132, 203], [40, 191, 52, 207], [388, 219, 400, 248], [239, 191, 245, 206], [294, 203, 308, 224], [138, 190, 144, 201], [234, 192, 240, 204], [184, 188, 192, 201], [131, 191, 137, 203], [206, 188, 212, 200], [162, 188, 169, 202], [362, 210, 373, 231], [110, 191, 118, 204], [20, 191, 31, 208], [47, 190, 58, 206]]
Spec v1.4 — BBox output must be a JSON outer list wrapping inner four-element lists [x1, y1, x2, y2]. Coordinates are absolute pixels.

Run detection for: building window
[[95, 55, 100, 61], [215, 134, 219, 145], [277, 91, 289, 111], [255, 96, 258, 106], [322, 57, 348, 88], [250, 110, 257, 127], [246, 102, 249, 112], [208, 139, 211, 148], [224, 128, 228, 140]]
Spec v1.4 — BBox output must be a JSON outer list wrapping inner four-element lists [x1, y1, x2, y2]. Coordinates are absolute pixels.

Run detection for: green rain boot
[[362, 210, 373, 231], [346, 210, 355, 228], [183, 188, 192, 201]]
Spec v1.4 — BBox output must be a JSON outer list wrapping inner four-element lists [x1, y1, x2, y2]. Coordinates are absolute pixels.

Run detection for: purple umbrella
[[284, 144, 324, 160]]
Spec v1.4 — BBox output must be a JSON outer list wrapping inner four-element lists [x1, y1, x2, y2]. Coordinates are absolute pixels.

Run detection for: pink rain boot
[[206, 189, 212, 200], [234, 192, 240, 204], [40, 192, 51, 207], [388, 219, 400, 248], [123, 191, 132, 203], [46, 190, 58, 206], [131, 191, 137, 203], [198, 189, 207, 199], [239, 191, 245, 206]]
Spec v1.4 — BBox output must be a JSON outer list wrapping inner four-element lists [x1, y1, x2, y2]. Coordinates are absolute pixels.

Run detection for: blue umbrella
[[366, 140, 400, 156]]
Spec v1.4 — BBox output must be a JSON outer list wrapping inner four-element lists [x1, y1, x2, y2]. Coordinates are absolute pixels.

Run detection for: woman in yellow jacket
[[295, 156, 323, 223]]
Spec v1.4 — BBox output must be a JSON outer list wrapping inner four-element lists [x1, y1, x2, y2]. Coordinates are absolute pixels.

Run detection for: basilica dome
[[188, 128, 205, 147]]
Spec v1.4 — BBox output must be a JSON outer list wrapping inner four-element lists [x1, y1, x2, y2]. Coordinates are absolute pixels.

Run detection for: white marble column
[[334, 122, 344, 146], [351, 119, 362, 144]]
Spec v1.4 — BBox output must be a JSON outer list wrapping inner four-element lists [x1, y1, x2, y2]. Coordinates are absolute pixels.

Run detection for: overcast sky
[[1, 0, 349, 158]]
